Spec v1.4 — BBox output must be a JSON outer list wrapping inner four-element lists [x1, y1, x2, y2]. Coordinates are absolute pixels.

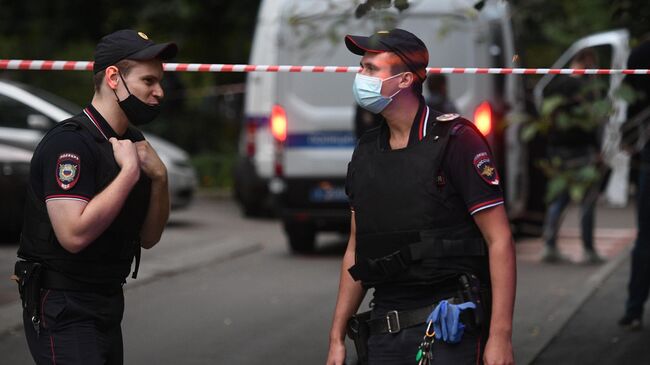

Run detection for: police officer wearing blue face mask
[[15, 30, 176, 364], [326, 29, 516, 365]]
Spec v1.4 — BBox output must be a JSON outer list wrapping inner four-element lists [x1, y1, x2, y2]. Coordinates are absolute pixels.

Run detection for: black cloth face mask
[[113, 72, 161, 126]]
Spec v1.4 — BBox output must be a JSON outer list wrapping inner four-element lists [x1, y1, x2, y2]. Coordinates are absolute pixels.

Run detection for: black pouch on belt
[[346, 310, 371, 365], [458, 273, 485, 328], [14, 261, 43, 334]]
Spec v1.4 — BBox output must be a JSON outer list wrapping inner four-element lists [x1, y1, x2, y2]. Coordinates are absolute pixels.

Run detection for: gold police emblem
[[481, 165, 495, 178], [138, 32, 149, 40], [436, 113, 460, 122]]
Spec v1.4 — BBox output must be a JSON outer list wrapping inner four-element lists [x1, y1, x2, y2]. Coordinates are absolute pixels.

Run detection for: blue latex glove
[[427, 300, 476, 344]]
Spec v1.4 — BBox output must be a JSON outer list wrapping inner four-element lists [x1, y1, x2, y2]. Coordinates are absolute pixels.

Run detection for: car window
[[17, 83, 80, 114], [0, 94, 54, 129]]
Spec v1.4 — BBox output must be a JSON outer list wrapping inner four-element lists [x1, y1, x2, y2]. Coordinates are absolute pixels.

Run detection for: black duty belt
[[367, 296, 474, 336], [41, 269, 123, 294]]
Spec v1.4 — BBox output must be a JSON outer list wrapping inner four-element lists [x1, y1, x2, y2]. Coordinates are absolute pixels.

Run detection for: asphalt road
[[0, 195, 641, 364]]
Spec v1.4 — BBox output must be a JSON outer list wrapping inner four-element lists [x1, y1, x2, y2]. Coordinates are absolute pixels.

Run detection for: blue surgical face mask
[[352, 72, 404, 114]]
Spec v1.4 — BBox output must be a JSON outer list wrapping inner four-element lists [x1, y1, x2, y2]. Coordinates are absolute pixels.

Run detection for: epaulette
[[60, 120, 82, 131]]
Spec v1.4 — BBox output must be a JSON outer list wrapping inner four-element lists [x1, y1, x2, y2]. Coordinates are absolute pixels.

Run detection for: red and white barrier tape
[[1, 59, 650, 75]]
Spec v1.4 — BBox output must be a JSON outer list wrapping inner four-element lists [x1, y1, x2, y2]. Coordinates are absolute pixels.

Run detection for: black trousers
[[367, 311, 485, 365], [23, 289, 125, 365], [625, 146, 650, 319]]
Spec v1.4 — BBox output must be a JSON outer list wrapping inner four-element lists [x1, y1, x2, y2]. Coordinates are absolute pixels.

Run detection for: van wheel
[[284, 222, 316, 253]]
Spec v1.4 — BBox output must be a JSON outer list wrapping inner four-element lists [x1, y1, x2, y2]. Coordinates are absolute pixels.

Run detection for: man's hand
[[135, 140, 167, 181], [325, 339, 346, 365], [109, 137, 140, 174], [483, 334, 514, 365]]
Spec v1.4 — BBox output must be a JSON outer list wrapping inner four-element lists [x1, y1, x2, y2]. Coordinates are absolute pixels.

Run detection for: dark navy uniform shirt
[[31, 105, 144, 204]]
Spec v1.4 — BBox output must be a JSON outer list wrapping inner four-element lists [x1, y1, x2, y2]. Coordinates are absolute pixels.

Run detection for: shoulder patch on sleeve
[[473, 152, 499, 185], [56, 153, 81, 190]]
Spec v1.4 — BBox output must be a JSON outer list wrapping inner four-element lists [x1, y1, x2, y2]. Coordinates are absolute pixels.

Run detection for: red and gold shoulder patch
[[56, 153, 80, 190], [473, 152, 499, 186]]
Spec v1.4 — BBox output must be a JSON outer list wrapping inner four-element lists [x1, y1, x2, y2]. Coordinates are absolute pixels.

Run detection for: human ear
[[104, 66, 120, 91], [399, 72, 414, 89]]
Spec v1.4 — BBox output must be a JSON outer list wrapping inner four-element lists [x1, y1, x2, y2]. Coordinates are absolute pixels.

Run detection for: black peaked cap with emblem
[[93, 29, 178, 73], [345, 28, 428, 82]]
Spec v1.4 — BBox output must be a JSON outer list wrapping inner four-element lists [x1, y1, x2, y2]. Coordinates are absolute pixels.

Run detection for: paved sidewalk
[[533, 254, 650, 364], [512, 203, 637, 364]]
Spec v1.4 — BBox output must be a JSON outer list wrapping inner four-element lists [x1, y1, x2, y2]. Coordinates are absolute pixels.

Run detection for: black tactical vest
[[18, 113, 151, 288], [346, 114, 489, 287]]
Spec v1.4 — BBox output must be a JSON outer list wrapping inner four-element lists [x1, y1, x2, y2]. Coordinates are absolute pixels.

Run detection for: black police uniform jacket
[[18, 112, 151, 288], [346, 113, 490, 289]]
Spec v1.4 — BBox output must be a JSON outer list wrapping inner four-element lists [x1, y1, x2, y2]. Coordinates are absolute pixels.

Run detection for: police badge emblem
[[56, 153, 80, 190], [473, 152, 499, 185]]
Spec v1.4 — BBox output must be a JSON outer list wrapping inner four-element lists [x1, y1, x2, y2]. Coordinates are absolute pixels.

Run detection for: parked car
[[0, 143, 31, 239], [0, 79, 198, 231], [237, 0, 525, 252]]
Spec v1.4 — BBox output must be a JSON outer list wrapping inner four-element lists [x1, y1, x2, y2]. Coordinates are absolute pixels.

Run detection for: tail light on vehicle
[[474, 101, 493, 136], [271, 104, 287, 176], [271, 104, 287, 143]]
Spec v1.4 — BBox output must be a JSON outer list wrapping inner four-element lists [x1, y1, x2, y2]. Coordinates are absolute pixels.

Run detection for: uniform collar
[[82, 104, 121, 140], [380, 96, 429, 150]]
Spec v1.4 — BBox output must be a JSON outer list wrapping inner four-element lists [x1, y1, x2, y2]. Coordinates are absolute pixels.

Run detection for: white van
[[236, 0, 525, 252]]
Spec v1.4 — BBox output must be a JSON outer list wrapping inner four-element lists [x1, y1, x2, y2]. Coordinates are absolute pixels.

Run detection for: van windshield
[[278, 14, 477, 108]]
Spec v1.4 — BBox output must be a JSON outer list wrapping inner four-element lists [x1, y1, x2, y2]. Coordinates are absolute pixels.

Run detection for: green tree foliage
[[0, 0, 260, 153], [0, 0, 261, 188]]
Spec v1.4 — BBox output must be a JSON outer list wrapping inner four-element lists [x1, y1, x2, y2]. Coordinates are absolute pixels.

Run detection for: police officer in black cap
[[15, 29, 177, 364], [326, 29, 515, 365]]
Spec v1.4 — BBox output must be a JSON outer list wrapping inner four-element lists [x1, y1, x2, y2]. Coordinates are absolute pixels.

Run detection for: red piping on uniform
[[83, 108, 108, 140], [50, 335, 57, 365], [469, 198, 504, 214], [418, 104, 426, 141], [45, 194, 90, 202], [41, 289, 50, 327]]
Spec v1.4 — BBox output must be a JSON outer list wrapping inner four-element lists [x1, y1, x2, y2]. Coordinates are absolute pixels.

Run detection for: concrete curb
[[0, 239, 262, 337], [520, 247, 632, 365]]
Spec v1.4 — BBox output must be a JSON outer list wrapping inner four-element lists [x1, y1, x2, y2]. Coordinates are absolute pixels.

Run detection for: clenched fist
[[135, 140, 167, 181], [109, 137, 140, 172]]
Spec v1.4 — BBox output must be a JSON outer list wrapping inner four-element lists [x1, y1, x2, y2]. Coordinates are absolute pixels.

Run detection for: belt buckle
[[386, 310, 401, 333]]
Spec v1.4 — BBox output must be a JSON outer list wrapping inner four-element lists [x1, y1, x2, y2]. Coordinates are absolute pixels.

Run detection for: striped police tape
[[1, 59, 650, 75]]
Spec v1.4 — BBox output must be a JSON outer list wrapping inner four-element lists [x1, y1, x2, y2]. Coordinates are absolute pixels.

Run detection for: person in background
[[619, 37, 650, 330], [425, 74, 458, 114], [540, 48, 604, 264]]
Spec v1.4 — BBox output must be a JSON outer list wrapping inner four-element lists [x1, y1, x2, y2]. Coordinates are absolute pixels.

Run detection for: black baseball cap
[[93, 29, 178, 73], [345, 28, 428, 81]]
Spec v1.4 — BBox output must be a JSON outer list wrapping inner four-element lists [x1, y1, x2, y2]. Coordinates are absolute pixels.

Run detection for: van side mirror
[[27, 114, 51, 130]]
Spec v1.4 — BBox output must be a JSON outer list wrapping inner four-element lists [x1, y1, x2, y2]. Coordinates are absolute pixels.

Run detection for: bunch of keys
[[416, 321, 435, 365]]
